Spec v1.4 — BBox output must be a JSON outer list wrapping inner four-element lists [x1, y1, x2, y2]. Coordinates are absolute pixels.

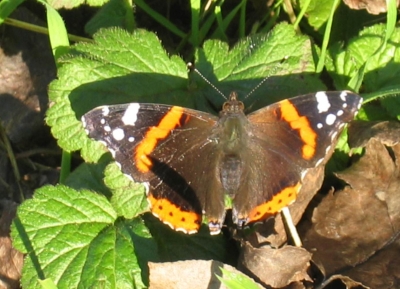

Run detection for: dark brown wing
[[82, 103, 225, 234], [232, 91, 362, 227]]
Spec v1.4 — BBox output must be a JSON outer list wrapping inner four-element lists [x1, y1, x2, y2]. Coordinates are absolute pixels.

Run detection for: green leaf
[[0, 0, 25, 24], [85, 0, 135, 36], [12, 185, 147, 289], [64, 156, 112, 197], [36, 0, 70, 59], [327, 24, 400, 95], [106, 163, 149, 219], [217, 268, 261, 289], [194, 23, 325, 111], [298, 0, 337, 30]]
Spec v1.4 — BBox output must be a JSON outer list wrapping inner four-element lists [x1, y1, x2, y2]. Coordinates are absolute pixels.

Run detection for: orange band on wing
[[147, 193, 201, 234], [248, 183, 301, 223], [280, 100, 317, 160], [135, 106, 185, 172]]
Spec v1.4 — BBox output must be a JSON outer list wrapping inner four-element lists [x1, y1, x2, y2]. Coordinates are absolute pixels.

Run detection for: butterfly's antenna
[[244, 55, 289, 100], [188, 62, 227, 100]]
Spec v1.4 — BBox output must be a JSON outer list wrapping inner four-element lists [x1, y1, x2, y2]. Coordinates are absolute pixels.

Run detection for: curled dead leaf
[[343, 0, 400, 15]]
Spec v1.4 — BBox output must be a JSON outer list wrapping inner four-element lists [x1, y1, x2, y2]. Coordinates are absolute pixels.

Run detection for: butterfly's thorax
[[216, 93, 248, 194]]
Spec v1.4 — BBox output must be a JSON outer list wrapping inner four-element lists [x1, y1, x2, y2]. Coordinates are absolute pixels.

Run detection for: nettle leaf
[[326, 24, 400, 118], [106, 163, 149, 219], [327, 24, 400, 93], [64, 155, 112, 197], [11, 185, 146, 289], [85, 0, 135, 36], [193, 23, 325, 112]]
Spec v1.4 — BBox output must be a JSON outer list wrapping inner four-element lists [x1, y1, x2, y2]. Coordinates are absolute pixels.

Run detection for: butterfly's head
[[220, 92, 245, 116]]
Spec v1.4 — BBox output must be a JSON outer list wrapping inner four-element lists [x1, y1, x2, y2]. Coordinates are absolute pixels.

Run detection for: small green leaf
[[36, 0, 69, 59], [106, 163, 149, 219], [298, 0, 337, 30], [217, 268, 261, 289], [194, 23, 325, 110], [327, 24, 400, 94], [85, 0, 135, 35], [64, 157, 112, 197], [0, 0, 24, 24]]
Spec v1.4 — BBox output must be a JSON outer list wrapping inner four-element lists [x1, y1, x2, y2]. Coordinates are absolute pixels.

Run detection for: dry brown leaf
[[321, 275, 369, 288], [300, 139, 400, 282], [343, 0, 400, 14], [348, 120, 400, 148], [148, 260, 263, 289], [238, 244, 312, 288], [345, 235, 400, 288], [0, 201, 23, 289]]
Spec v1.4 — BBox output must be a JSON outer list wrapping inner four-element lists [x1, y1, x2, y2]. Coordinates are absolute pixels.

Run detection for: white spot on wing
[[102, 106, 110, 116], [317, 123, 323, 129], [315, 157, 325, 167], [357, 99, 363, 109], [112, 128, 125, 140], [315, 91, 331, 113], [325, 145, 332, 154], [326, 114, 336, 125], [104, 125, 111, 132], [340, 91, 347, 101], [128, 136, 135, 142], [122, 103, 140, 126], [337, 110, 344, 116], [300, 169, 308, 180], [331, 131, 338, 141]]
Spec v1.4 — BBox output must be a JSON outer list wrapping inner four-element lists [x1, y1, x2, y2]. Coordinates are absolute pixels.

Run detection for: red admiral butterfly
[[82, 91, 362, 234]]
